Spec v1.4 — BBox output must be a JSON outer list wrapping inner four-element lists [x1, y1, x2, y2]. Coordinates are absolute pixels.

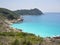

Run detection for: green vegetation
[[14, 8, 43, 15], [0, 8, 21, 32], [0, 8, 19, 20], [12, 39, 20, 45], [0, 32, 36, 36], [0, 32, 43, 45]]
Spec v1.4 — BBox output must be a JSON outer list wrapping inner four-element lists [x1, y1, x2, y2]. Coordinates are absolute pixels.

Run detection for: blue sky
[[0, 0, 60, 12]]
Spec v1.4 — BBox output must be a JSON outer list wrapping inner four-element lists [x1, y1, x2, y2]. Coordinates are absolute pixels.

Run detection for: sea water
[[11, 13, 60, 37]]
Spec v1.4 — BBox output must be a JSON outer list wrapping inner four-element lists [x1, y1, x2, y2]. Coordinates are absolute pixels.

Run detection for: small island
[[14, 8, 43, 15]]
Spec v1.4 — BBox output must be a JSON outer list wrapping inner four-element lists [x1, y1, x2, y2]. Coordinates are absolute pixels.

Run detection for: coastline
[[4, 18, 23, 32], [10, 15, 60, 38]]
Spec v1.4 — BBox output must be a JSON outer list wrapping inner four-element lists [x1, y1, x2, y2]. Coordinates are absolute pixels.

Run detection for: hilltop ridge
[[14, 8, 43, 15]]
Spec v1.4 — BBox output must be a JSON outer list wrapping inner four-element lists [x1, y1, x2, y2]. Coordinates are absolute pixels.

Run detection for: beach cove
[[11, 13, 60, 37]]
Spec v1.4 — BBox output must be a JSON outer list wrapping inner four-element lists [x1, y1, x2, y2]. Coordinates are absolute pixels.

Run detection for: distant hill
[[0, 8, 19, 20], [14, 8, 43, 15]]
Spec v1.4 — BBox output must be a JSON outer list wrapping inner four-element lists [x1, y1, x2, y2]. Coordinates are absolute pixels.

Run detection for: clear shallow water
[[11, 13, 60, 37]]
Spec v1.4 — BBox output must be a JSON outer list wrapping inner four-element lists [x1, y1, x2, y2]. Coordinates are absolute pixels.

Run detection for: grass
[[0, 32, 43, 45]]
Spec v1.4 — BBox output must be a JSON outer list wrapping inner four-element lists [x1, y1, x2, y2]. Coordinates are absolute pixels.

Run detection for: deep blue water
[[11, 13, 60, 37]]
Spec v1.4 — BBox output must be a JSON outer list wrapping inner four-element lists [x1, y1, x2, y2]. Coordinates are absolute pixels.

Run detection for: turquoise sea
[[11, 13, 60, 37]]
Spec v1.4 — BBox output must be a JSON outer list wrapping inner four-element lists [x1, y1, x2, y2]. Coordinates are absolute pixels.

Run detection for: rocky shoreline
[[3, 17, 23, 32]]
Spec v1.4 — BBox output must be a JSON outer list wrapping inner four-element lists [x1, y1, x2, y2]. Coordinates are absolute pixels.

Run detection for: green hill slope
[[14, 8, 43, 15], [0, 8, 20, 32], [0, 8, 19, 20]]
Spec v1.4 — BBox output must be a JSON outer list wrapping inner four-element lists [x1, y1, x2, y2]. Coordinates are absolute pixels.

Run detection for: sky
[[0, 0, 60, 12]]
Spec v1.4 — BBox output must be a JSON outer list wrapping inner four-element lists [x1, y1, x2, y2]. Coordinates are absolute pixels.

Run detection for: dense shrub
[[12, 39, 20, 45]]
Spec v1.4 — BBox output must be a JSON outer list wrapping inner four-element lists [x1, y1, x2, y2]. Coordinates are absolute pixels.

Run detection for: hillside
[[0, 8, 22, 32], [0, 8, 60, 45], [14, 8, 43, 15], [0, 8, 43, 45], [0, 8, 19, 20]]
